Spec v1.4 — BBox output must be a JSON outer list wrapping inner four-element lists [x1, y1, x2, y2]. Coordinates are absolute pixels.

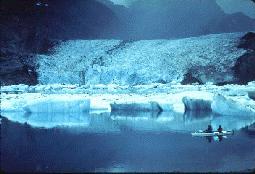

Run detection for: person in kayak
[[217, 125, 223, 133], [205, 125, 213, 133]]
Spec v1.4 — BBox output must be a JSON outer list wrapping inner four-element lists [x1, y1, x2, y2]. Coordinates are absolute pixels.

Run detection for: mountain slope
[[100, 0, 255, 39], [0, 0, 121, 85], [1, 0, 254, 85]]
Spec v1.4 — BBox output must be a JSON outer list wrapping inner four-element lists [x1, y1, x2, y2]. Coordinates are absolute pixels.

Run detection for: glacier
[[37, 33, 246, 85]]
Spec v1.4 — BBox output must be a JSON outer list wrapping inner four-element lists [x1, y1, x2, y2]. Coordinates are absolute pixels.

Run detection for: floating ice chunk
[[110, 101, 163, 112], [211, 94, 255, 116], [90, 98, 111, 112], [248, 81, 255, 86], [34, 85, 46, 92], [248, 91, 255, 100], [182, 97, 212, 111], [169, 91, 213, 113], [0, 84, 28, 93], [23, 96, 90, 113], [156, 103, 173, 112]]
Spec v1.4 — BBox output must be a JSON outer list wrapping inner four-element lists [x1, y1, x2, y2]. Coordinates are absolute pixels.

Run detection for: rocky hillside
[[0, 0, 120, 85], [100, 0, 255, 39], [233, 32, 255, 84]]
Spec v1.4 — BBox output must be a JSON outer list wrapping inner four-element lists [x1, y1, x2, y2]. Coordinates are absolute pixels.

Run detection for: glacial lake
[[1, 112, 255, 173]]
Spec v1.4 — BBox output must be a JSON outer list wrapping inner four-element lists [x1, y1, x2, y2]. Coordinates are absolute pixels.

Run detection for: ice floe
[[23, 96, 90, 113], [182, 97, 212, 111], [111, 101, 163, 112], [1, 83, 255, 130], [211, 94, 255, 116]]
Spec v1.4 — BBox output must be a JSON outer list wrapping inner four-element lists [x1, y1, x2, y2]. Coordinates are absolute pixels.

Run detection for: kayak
[[191, 130, 234, 136]]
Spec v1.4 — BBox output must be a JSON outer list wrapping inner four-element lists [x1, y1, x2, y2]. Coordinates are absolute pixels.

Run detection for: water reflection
[[1, 117, 255, 173], [211, 115, 255, 131], [1, 110, 255, 133], [1, 111, 91, 128], [205, 135, 224, 143]]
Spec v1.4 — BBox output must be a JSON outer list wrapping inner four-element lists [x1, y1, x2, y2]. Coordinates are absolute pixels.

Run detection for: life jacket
[[218, 127, 223, 133]]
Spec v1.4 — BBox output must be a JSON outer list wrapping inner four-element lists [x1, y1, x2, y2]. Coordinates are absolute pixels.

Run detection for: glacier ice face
[[37, 33, 246, 85]]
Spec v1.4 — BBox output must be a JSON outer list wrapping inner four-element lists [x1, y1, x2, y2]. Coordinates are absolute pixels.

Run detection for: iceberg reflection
[[1, 110, 255, 132]]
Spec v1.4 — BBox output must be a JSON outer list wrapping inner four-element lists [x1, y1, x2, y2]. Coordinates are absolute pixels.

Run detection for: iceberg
[[1, 83, 255, 132], [23, 96, 90, 113], [182, 97, 212, 111], [110, 101, 163, 112], [211, 94, 255, 116], [248, 91, 255, 100]]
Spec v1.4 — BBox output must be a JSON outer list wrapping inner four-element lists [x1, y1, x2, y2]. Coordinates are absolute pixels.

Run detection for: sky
[[109, 0, 255, 19]]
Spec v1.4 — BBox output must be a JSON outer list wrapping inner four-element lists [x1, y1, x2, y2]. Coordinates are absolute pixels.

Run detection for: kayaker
[[205, 125, 213, 133], [217, 125, 223, 133]]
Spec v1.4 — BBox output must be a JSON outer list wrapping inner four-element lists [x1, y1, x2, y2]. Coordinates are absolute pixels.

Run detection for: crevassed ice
[[37, 33, 246, 85]]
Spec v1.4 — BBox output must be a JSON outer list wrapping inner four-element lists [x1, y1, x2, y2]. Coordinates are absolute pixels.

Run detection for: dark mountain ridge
[[0, 0, 255, 85]]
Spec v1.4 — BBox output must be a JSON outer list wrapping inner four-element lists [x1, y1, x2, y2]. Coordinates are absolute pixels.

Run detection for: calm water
[[1, 112, 255, 173]]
